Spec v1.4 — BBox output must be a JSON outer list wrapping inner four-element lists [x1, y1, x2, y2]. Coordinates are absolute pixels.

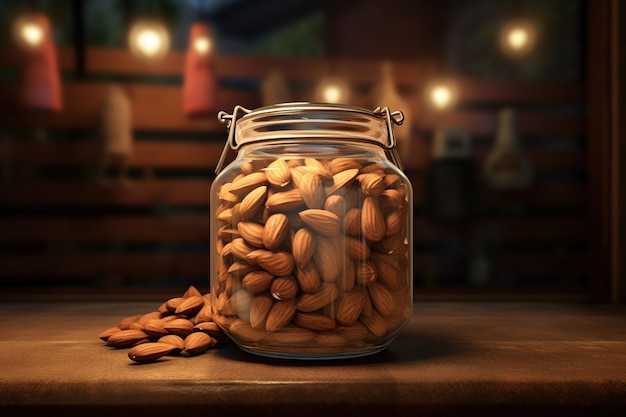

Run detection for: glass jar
[[210, 103, 413, 359]]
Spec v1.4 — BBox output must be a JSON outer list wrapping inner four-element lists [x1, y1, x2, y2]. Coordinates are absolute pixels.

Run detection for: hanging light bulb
[[14, 13, 62, 112], [183, 22, 217, 117], [129, 20, 170, 60], [14, 14, 45, 50], [500, 20, 537, 57], [424, 78, 459, 111], [314, 76, 350, 104]]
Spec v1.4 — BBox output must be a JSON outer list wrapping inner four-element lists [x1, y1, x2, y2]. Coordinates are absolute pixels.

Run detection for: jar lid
[[216, 103, 404, 173]]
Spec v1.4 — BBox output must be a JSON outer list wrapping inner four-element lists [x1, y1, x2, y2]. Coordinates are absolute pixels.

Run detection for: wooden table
[[1, 301, 625, 416]]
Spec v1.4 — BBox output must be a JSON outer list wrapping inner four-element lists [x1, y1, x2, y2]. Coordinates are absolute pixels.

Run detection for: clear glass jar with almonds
[[210, 103, 413, 359]]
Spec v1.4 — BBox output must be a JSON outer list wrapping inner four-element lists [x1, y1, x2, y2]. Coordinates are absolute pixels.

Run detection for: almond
[[315, 332, 348, 346], [368, 282, 397, 318], [163, 318, 195, 337], [128, 342, 174, 363], [299, 209, 340, 236], [256, 250, 295, 276], [228, 261, 258, 277], [291, 165, 317, 188], [107, 329, 148, 348], [175, 295, 204, 316], [117, 315, 138, 330], [385, 206, 407, 236], [270, 275, 299, 300], [158, 334, 185, 350], [194, 322, 228, 343], [194, 301, 213, 324], [313, 236, 343, 282], [336, 322, 369, 340], [241, 160, 267, 175], [343, 208, 362, 239], [230, 319, 267, 342], [183, 285, 203, 298], [383, 174, 401, 188], [360, 310, 388, 338], [324, 168, 359, 195], [361, 196, 386, 242], [358, 173, 385, 196], [294, 312, 337, 331], [327, 157, 363, 175], [323, 195, 347, 218], [217, 182, 238, 204], [294, 261, 321, 294], [296, 283, 339, 312], [266, 299, 297, 332], [263, 213, 289, 250], [265, 189, 304, 212], [242, 270, 275, 294], [249, 293, 274, 328], [304, 158, 333, 180], [380, 189, 404, 212], [371, 252, 405, 290], [238, 222, 265, 247], [184, 332, 215, 355], [229, 289, 252, 321], [336, 291, 365, 326], [231, 238, 255, 260], [342, 258, 356, 292], [143, 319, 169, 338], [98, 327, 120, 341], [355, 260, 378, 286], [371, 233, 405, 256], [165, 297, 184, 314], [360, 163, 386, 175], [265, 159, 291, 187], [299, 173, 325, 209], [292, 228, 316, 268], [229, 172, 267, 197], [239, 185, 267, 221], [345, 236, 370, 261]]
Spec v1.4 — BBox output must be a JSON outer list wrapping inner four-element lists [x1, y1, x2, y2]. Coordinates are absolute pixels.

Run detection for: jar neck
[[236, 139, 390, 161]]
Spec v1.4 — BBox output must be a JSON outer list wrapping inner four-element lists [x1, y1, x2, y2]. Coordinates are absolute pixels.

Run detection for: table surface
[[1, 301, 625, 417]]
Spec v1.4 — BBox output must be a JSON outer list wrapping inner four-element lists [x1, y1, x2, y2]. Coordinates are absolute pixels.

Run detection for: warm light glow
[[314, 76, 350, 104], [21, 23, 44, 47], [425, 79, 458, 111], [194, 36, 211, 55], [431, 86, 452, 110], [13, 15, 47, 50], [129, 20, 170, 60], [500, 20, 536, 57], [507, 28, 528, 50]]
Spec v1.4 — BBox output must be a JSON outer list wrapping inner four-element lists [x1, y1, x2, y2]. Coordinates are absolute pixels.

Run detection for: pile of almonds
[[98, 286, 227, 363], [214, 156, 411, 354]]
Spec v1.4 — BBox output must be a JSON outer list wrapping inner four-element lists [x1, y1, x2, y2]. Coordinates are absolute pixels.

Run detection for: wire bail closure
[[215, 104, 405, 174]]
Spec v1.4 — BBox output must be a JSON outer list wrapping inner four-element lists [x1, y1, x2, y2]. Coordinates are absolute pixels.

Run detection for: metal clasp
[[215, 105, 251, 174], [373, 107, 405, 170]]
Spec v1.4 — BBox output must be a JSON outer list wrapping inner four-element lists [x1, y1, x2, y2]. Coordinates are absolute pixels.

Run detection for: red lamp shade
[[182, 23, 217, 117], [19, 13, 62, 112]]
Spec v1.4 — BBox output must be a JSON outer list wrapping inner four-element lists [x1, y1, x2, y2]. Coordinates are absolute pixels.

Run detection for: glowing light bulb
[[21, 22, 44, 47], [323, 85, 342, 103], [500, 20, 536, 57], [194, 36, 211, 55], [507, 27, 528, 51], [431, 86, 452, 110], [137, 29, 161, 56], [129, 20, 169, 60]]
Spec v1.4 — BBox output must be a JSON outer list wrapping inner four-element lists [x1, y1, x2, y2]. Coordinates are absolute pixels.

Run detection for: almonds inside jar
[[212, 156, 411, 355]]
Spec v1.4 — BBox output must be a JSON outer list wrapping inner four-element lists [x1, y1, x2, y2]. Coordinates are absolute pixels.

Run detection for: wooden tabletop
[[1, 301, 625, 417]]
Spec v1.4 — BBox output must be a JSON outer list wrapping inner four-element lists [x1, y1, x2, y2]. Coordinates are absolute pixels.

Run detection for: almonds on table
[[99, 285, 228, 363], [213, 156, 411, 353]]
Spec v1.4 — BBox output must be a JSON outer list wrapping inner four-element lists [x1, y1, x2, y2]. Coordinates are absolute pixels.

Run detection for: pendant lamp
[[17, 13, 62, 112], [183, 22, 217, 117]]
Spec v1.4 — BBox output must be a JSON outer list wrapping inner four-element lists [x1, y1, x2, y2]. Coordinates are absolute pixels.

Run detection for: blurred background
[[0, 0, 619, 302]]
